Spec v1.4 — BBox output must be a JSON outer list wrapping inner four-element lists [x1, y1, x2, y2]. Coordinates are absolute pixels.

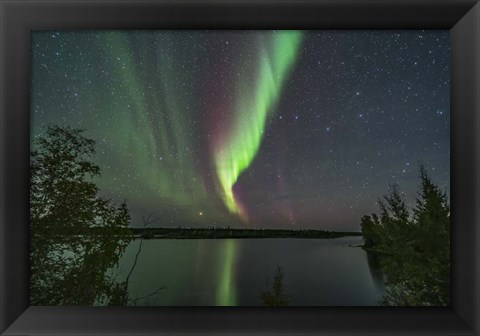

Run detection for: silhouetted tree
[[261, 266, 289, 306], [30, 125, 133, 305], [361, 165, 450, 306]]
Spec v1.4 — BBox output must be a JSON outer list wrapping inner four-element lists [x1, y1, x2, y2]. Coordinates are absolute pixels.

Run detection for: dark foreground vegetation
[[360, 165, 450, 306], [31, 126, 134, 305], [261, 266, 289, 306], [131, 227, 362, 239]]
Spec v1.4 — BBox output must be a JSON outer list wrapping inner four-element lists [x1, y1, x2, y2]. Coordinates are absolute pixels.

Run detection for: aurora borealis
[[31, 30, 450, 232], [213, 31, 303, 220]]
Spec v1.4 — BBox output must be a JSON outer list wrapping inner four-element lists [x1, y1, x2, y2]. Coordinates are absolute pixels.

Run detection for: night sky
[[31, 30, 450, 231]]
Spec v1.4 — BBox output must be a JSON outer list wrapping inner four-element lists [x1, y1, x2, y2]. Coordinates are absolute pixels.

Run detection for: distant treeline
[[130, 227, 361, 239]]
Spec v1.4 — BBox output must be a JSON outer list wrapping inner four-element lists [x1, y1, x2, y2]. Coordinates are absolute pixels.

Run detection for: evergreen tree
[[361, 165, 450, 306]]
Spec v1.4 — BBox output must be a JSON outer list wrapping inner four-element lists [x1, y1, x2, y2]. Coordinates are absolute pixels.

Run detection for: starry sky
[[30, 30, 450, 231]]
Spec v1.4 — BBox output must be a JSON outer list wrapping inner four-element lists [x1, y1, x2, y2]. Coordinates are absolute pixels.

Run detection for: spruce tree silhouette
[[360, 165, 450, 306]]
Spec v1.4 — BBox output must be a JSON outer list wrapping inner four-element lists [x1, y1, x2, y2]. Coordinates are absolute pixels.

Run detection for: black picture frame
[[1, 0, 479, 335]]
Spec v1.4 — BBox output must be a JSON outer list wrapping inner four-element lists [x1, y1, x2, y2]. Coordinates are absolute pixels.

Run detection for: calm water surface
[[117, 236, 385, 306]]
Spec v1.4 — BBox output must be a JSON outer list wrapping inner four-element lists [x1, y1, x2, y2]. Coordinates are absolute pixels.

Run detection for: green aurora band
[[214, 31, 303, 221], [100, 32, 211, 216]]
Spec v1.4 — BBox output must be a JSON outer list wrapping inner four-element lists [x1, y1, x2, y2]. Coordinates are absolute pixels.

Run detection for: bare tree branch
[[128, 286, 165, 306], [125, 213, 159, 289]]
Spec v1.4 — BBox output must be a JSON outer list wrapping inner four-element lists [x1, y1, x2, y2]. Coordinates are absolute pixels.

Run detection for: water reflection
[[30, 232, 132, 306], [365, 251, 386, 291], [216, 239, 239, 305], [31, 235, 385, 306], [117, 236, 385, 306]]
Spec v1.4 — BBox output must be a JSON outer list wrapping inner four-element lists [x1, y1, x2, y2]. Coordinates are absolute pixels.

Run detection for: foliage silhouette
[[261, 266, 289, 306], [30, 125, 133, 305], [361, 165, 450, 306]]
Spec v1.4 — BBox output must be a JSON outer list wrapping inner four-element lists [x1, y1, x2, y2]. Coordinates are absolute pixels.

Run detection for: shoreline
[[131, 227, 363, 240]]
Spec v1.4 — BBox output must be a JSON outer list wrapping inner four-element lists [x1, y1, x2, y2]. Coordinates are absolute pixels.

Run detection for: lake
[[116, 236, 385, 306]]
